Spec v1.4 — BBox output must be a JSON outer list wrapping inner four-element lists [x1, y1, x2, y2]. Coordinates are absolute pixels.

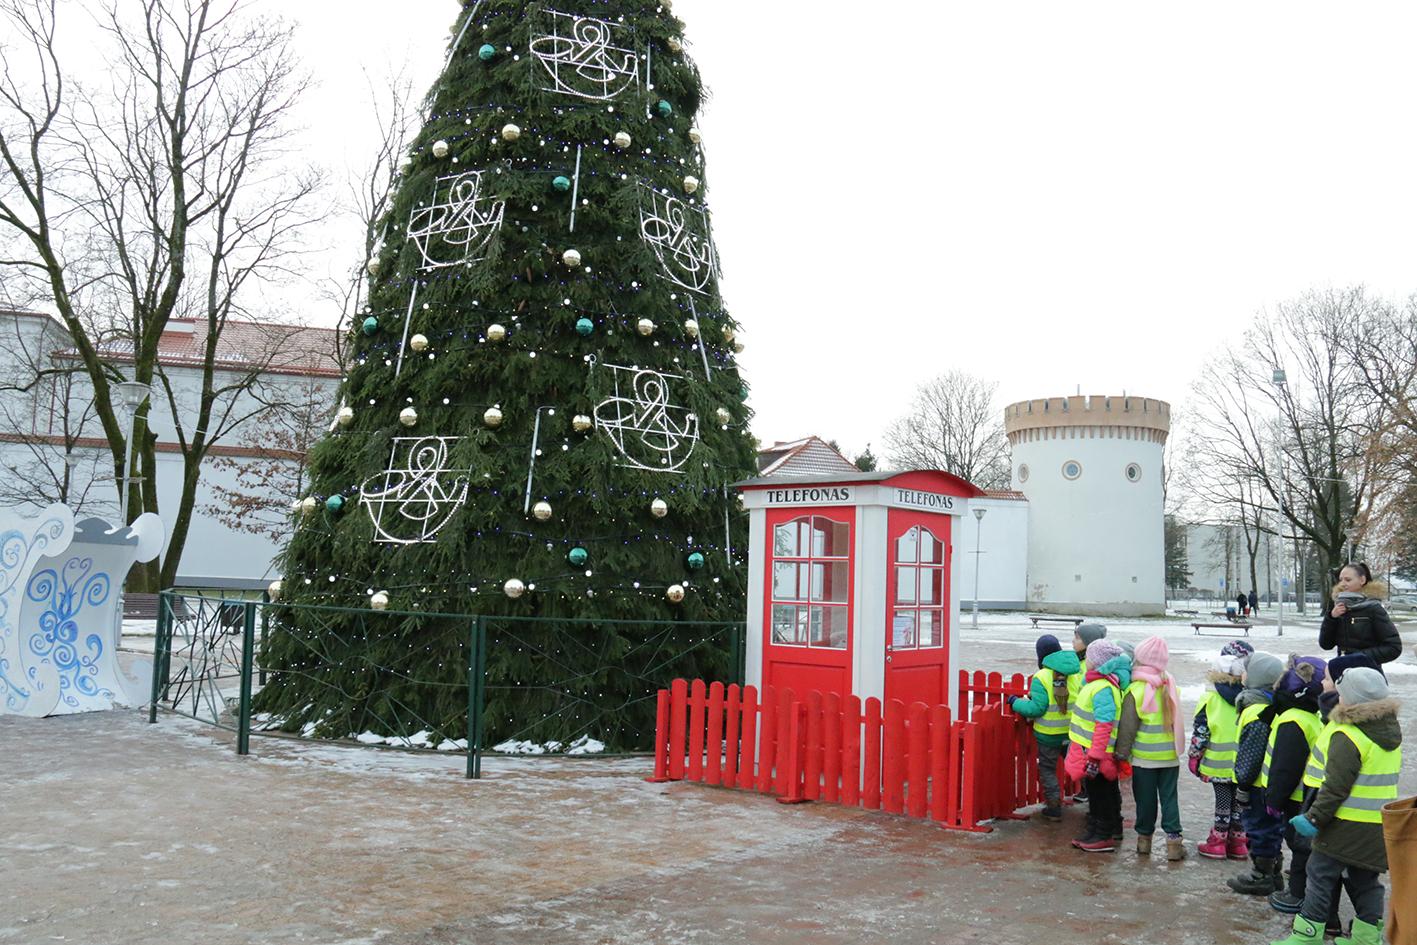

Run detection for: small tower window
[[1062, 460, 1082, 480], [1017, 463, 1030, 483], [1125, 463, 1142, 483]]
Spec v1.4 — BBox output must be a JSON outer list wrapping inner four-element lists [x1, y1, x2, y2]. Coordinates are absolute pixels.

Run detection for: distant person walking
[[1249, 589, 1260, 614], [1238, 592, 1251, 617], [1319, 564, 1402, 665]]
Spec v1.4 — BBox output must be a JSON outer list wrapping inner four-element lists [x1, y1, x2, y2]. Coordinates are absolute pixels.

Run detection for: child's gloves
[[1187, 755, 1202, 777], [1290, 814, 1319, 839], [1236, 788, 1250, 807], [1007, 696, 1021, 712], [1117, 760, 1133, 781], [1084, 759, 1100, 779]]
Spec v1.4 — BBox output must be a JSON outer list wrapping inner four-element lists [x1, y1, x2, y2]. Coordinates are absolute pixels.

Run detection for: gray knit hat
[[1244, 652, 1284, 691], [1074, 623, 1107, 648], [1337, 667, 1391, 705]]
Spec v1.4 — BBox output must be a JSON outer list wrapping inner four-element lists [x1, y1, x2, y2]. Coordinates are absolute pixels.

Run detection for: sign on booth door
[[884, 508, 951, 708]]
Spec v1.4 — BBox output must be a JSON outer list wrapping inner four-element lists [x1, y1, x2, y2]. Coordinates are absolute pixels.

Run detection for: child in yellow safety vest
[[1009, 634, 1082, 823], [1259, 657, 1328, 917], [1227, 652, 1287, 896], [1065, 638, 1132, 853], [1189, 640, 1253, 860], [1271, 668, 1402, 945], [1115, 635, 1186, 861]]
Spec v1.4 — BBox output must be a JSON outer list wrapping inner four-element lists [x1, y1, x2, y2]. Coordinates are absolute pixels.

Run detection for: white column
[[744, 506, 766, 690], [854, 504, 888, 706]]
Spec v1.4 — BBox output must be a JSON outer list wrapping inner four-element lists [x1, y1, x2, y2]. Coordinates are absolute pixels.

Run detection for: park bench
[[1173, 609, 1199, 616], [122, 593, 191, 621], [1027, 615, 1085, 629], [1193, 622, 1250, 637]]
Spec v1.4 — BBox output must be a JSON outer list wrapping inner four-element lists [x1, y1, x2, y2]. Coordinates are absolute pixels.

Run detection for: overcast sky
[[281, 1, 1417, 456]]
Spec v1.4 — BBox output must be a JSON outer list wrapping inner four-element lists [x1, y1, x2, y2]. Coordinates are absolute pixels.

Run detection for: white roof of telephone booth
[[734, 468, 987, 496]]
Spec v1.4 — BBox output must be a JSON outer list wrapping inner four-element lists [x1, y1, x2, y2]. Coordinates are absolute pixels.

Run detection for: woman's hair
[[1341, 562, 1373, 584]]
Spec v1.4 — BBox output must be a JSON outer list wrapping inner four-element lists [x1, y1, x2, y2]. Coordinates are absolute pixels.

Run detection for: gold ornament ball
[[721, 324, 736, 342], [666, 584, 686, 604], [267, 579, 283, 600], [336, 406, 354, 427], [501, 123, 521, 142], [290, 498, 304, 514], [683, 175, 700, 194], [432, 139, 449, 158], [483, 406, 504, 428], [614, 131, 632, 149], [503, 578, 526, 599], [299, 496, 318, 516], [562, 248, 582, 268], [715, 407, 732, 424], [409, 333, 429, 353], [533, 500, 553, 522], [572, 414, 593, 433], [733, 340, 745, 354], [684, 318, 699, 338], [399, 407, 419, 427], [650, 498, 669, 518], [668, 37, 683, 53], [398, 155, 413, 173], [370, 591, 390, 611], [487, 323, 507, 342], [637, 317, 655, 337], [366, 257, 381, 276], [689, 127, 703, 145]]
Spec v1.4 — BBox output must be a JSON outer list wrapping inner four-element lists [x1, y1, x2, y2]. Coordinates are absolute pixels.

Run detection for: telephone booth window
[[770, 515, 849, 649], [892, 526, 945, 649]]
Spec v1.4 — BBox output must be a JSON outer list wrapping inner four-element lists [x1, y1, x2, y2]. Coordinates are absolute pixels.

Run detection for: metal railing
[[147, 591, 745, 779]]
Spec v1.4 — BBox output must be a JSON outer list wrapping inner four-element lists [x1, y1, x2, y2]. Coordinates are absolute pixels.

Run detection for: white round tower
[[1004, 394, 1170, 617]]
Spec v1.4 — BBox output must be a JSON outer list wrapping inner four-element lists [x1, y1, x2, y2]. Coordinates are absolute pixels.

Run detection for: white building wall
[[0, 312, 339, 588], [958, 497, 1029, 608], [1011, 425, 1166, 616]]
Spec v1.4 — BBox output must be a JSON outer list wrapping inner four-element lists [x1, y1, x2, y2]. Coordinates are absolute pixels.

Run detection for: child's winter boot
[[1269, 915, 1323, 945], [1227, 856, 1282, 895], [1197, 828, 1228, 859], [1268, 889, 1304, 914], [1334, 918, 1383, 945], [1165, 836, 1186, 861], [1226, 828, 1250, 860], [1137, 834, 1152, 855]]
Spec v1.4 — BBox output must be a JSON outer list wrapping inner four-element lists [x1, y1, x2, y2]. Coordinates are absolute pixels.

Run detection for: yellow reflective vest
[[1125, 679, 1178, 767], [1197, 691, 1239, 780], [1033, 667, 1081, 739], [1257, 707, 1323, 802], [1304, 723, 1402, 824], [1069, 678, 1121, 752]]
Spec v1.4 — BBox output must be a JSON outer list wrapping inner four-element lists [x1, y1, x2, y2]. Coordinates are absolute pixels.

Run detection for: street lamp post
[[1272, 367, 1286, 638], [113, 380, 151, 645], [971, 507, 987, 630]]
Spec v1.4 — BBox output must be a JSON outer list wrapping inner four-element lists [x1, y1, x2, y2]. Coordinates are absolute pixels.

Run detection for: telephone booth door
[[761, 507, 854, 699], [884, 508, 951, 707]]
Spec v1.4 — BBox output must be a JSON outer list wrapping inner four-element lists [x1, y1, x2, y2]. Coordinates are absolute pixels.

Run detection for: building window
[[1062, 460, 1082, 480], [1125, 462, 1142, 482], [1017, 463, 1030, 483], [771, 515, 849, 649], [892, 525, 945, 650]]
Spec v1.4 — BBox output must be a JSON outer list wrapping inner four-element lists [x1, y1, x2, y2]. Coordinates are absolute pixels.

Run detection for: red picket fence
[[958, 668, 1078, 804], [649, 676, 1041, 832]]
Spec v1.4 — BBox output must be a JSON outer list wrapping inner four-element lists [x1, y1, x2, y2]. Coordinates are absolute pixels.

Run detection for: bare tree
[[1187, 288, 1394, 605], [0, 0, 323, 588], [884, 370, 1011, 489]]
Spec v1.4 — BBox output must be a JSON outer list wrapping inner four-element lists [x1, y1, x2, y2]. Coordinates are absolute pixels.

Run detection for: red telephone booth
[[736, 470, 985, 712]]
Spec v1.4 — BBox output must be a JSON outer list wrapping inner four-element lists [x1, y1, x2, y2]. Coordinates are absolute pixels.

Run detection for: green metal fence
[[147, 591, 745, 779]]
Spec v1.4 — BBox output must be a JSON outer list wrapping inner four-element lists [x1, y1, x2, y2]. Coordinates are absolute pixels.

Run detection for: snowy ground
[[3, 613, 1413, 945]]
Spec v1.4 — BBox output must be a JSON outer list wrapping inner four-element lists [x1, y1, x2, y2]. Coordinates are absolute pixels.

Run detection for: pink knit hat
[[1134, 636, 1169, 672]]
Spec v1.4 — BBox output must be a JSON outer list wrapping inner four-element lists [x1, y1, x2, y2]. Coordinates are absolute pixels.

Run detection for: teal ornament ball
[[739, 385, 750, 402], [575, 317, 594, 336], [361, 316, 379, 336], [657, 100, 673, 117], [325, 494, 345, 514], [552, 175, 571, 192], [686, 551, 705, 571], [478, 44, 496, 61], [567, 546, 589, 567]]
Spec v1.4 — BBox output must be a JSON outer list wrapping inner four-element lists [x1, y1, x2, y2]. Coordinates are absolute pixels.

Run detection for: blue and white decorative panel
[[0, 508, 164, 717], [0, 504, 75, 717]]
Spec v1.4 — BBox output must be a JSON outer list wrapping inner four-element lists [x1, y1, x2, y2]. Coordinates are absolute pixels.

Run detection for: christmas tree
[[254, 0, 756, 750]]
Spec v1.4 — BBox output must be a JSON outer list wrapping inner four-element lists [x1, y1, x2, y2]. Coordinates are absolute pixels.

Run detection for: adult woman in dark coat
[[1318, 563, 1403, 665]]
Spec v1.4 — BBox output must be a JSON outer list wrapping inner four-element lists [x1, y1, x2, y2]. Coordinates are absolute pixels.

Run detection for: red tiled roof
[[983, 488, 1028, 501], [757, 436, 860, 477], [60, 317, 342, 378]]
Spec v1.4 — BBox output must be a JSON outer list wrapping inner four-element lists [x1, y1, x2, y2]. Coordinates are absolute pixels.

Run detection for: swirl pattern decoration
[[529, 9, 641, 102]]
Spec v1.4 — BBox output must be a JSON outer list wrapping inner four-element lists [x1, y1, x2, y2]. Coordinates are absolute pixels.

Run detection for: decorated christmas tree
[[254, 0, 756, 749]]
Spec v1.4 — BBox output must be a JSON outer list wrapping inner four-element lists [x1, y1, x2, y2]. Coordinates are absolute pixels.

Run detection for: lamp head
[[973, 507, 987, 521], [114, 380, 151, 411]]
